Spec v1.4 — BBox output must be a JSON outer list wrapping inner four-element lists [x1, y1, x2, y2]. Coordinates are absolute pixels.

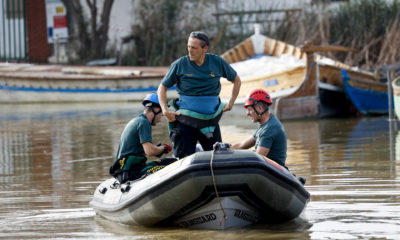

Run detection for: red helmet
[[244, 88, 272, 108]]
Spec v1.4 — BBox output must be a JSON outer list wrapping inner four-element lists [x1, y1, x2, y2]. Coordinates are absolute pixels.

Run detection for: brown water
[[0, 103, 399, 240]]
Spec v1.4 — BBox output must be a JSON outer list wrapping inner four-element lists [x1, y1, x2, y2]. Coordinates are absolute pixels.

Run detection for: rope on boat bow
[[210, 143, 229, 226]]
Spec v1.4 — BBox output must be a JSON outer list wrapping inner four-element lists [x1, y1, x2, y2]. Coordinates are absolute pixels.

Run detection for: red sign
[[53, 15, 67, 28]]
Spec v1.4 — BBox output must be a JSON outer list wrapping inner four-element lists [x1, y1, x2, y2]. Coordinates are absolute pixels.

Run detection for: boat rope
[[210, 148, 228, 225]]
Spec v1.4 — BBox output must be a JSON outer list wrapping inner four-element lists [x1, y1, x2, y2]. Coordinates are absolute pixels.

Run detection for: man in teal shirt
[[109, 93, 173, 183], [157, 31, 241, 158], [231, 89, 287, 166]]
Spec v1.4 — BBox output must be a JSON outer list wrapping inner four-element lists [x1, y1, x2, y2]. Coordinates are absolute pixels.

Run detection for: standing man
[[109, 93, 173, 184], [231, 89, 287, 167], [157, 31, 241, 158]]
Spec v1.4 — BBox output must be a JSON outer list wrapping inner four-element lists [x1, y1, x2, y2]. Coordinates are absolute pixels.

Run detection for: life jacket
[[169, 98, 225, 138]]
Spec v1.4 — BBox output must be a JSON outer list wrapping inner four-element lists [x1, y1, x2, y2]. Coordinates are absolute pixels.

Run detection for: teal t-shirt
[[161, 53, 237, 96], [253, 114, 287, 166], [115, 113, 152, 160]]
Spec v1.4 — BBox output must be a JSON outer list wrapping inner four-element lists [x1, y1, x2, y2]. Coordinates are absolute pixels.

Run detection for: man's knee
[[170, 125, 196, 158], [199, 125, 222, 151]]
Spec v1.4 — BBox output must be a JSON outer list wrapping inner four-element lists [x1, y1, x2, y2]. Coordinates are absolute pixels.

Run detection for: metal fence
[[0, 0, 27, 61]]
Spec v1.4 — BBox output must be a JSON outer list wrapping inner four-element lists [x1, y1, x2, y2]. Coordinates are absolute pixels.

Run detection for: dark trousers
[[110, 157, 177, 184], [170, 121, 222, 159]]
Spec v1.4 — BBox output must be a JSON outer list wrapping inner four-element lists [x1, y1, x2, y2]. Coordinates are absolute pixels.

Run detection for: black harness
[[252, 101, 269, 121], [148, 105, 162, 125]]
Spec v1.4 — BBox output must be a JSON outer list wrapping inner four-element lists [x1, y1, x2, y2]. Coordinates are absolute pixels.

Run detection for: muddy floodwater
[[0, 103, 399, 240]]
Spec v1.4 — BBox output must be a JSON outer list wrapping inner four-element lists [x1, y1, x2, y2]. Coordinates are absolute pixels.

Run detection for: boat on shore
[[0, 64, 176, 103], [219, 30, 375, 120], [89, 146, 310, 230], [392, 76, 400, 119], [341, 70, 392, 115]]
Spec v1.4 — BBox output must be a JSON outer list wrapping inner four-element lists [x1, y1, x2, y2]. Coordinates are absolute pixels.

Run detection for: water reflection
[[0, 103, 400, 239], [94, 216, 312, 240], [221, 110, 400, 239], [296, 117, 400, 239]]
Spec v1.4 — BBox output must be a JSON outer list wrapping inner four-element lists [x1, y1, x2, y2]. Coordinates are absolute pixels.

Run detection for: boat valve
[[213, 142, 232, 151], [99, 187, 107, 194], [121, 184, 131, 193]]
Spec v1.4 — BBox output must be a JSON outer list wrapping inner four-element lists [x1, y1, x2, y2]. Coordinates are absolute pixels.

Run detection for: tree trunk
[[61, 0, 114, 61], [98, 0, 114, 57], [61, 0, 90, 58]]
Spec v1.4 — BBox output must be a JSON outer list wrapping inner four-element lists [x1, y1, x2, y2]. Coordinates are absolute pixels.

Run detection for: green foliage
[[327, 0, 400, 67], [331, 0, 399, 44]]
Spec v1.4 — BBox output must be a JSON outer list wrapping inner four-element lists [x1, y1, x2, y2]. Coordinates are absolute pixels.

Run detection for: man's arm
[[255, 146, 270, 157], [231, 136, 271, 158], [231, 135, 255, 149], [142, 142, 165, 157], [157, 84, 180, 122], [223, 75, 241, 112]]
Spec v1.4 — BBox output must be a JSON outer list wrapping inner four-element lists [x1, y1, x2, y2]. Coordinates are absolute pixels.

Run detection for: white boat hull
[[174, 196, 259, 229], [0, 65, 175, 103]]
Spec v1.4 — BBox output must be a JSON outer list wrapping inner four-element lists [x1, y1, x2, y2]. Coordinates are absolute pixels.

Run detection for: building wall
[[107, 0, 135, 49], [26, 0, 51, 62]]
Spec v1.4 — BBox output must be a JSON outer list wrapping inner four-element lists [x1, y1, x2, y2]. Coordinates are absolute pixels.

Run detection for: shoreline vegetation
[[117, 0, 400, 71], [17, 0, 399, 71]]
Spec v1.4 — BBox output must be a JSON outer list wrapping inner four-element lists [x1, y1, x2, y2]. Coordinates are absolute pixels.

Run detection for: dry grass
[[377, 16, 400, 66], [119, 0, 400, 70]]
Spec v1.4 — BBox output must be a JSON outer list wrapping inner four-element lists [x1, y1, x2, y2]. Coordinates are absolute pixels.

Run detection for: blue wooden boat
[[341, 70, 392, 115]]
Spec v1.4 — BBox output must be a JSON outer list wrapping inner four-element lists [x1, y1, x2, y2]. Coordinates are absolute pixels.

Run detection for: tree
[[123, 0, 213, 66], [61, 0, 114, 61]]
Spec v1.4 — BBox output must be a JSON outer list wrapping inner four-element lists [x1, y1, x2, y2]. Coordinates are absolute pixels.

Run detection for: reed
[[120, 0, 400, 69], [305, 0, 400, 68], [376, 14, 400, 66]]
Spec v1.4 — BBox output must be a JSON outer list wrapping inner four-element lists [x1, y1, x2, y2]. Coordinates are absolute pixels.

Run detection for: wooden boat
[[90, 146, 310, 230], [0, 64, 176, 103], [341, 70, 392, 115], [392, 76, 400, 119], [219, 31, 375, 120]]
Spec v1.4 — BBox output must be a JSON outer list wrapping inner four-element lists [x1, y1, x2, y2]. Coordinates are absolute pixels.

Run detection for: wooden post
[[387, 69, 394, 121]]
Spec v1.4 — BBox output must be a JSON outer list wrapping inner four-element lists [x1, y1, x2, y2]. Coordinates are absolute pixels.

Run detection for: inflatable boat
[[90, 144, 310, 229]]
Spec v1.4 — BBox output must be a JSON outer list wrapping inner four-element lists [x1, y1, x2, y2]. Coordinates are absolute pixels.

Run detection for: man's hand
[[156, 143, 172, 158], [164, 110, 180, 122], [224, 75, 241, 112], [163, 144, 172, 154], [223, 103, 233, 112]]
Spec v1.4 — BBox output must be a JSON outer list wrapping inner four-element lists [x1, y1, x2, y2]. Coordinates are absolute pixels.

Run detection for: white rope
[[210, 149, 228, 226]]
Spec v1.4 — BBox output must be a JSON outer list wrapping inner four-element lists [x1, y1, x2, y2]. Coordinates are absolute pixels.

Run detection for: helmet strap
[[253, 104, 268, 122], [150, 106, 162, 125]]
